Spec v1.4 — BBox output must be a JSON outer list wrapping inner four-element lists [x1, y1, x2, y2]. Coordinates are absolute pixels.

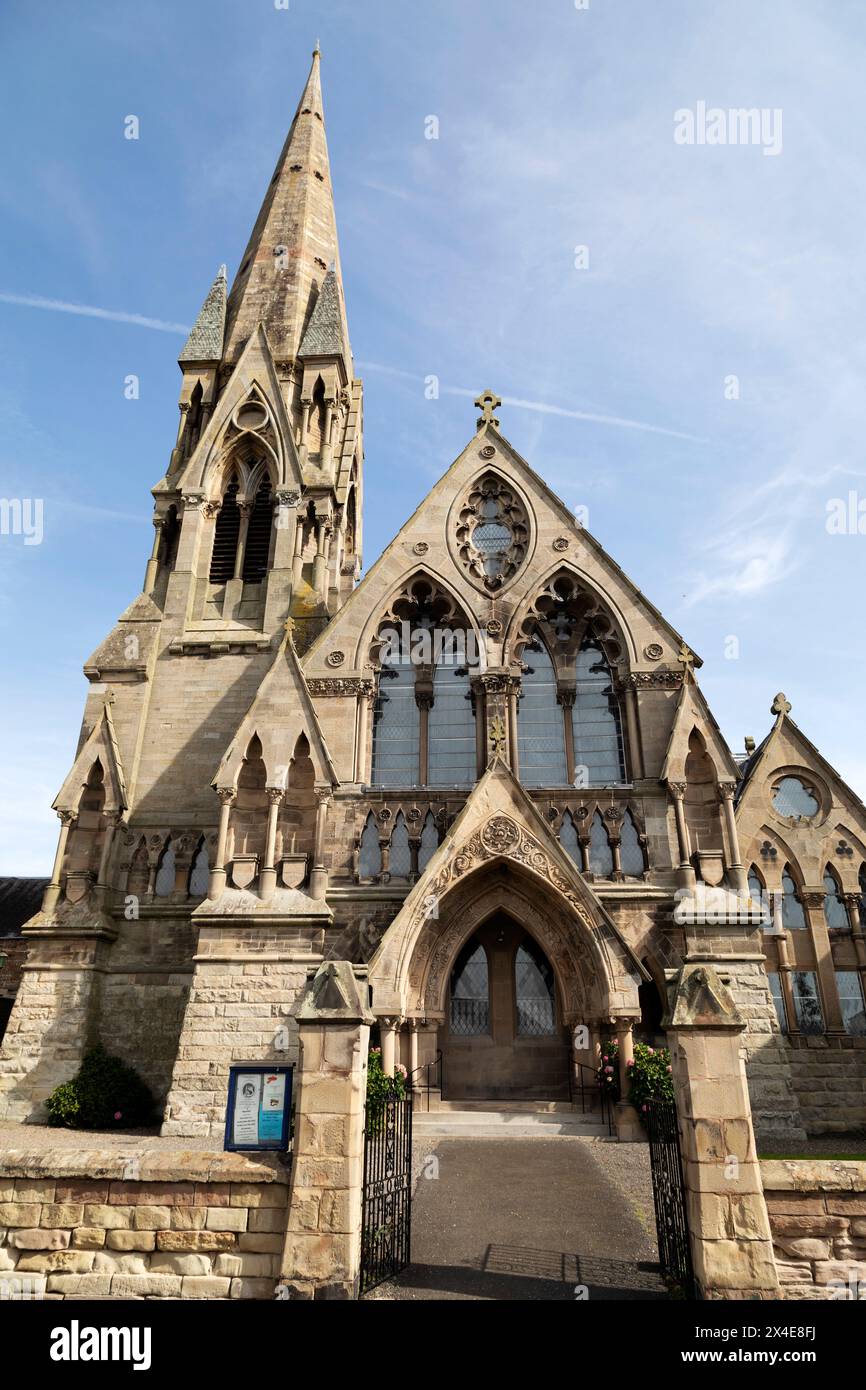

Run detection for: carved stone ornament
[[479, 445, 496, 460], [413, 541, 429, 556], [616, 671, 684, 691], [643, 643, 664, 661], [552, 537, 569, 552], [485, 619, 503, 638], [275, 488, 301, 508], [306, 677, 376, 698], [455, 471, 529, 592], [325, 651, 345, 668]]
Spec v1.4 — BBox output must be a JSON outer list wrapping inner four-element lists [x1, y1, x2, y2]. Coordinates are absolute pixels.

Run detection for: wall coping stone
[[0, 1148, 290, 1184], [760, 1159, 866, 1192]]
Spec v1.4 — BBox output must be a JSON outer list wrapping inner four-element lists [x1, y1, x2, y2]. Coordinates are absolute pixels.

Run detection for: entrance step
[[429, 1099, 576, 1114], [412, 1108, 609, 1138]]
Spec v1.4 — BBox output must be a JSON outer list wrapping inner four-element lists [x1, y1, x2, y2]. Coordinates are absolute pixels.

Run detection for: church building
[[2, 49, 865, 1145]]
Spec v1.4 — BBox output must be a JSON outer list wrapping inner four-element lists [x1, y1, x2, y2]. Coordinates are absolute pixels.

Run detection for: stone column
[[95, 811, 121, 907], [719, 782, 747, 893], [666, 962, 780, 1299], [668, 781, 696, 890], [143, 515, 165, 594], [42, 810, 76, 913], [802, 889, 845, 1033], [353, 681, 375, 783], [558, 688, 576, 785], [260, 788, 284, 902], [613, 1018, 643, 1141], [278, 962, 374, 1299], [845, 894, 866, 1006], [408, 1020, 419, 1087], [623, 682, 645, 780], [309, 788, 332, 902], [380, 1017, 397, 1076], [209, 789, 235, 898]]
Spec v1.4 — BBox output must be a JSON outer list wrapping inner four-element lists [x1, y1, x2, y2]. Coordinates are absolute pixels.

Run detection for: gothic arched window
[[359, 813, 381, 880], [559, 810, 581, 865], [572, 639, 625, 784], [449, 939, 490, 1036], [418, 811, 439, 873], [389, 812, 412, 880], [188, 839, 210, 897], [371, 660, 420, 786], [154, 838, 176, 897], [517, 637, 568, 787], [589, 811, 614, 877], [619, 810, 645, 876], [823, 866, 850, 930], [241, 477, 274, 583], [515, 938, 556, 1036], [781, 865, 807, 929], [428, 665, 475, 785]]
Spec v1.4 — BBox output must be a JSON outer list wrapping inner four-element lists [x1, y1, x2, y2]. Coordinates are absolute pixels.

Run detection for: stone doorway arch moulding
[[367, 809, 645, 1023]]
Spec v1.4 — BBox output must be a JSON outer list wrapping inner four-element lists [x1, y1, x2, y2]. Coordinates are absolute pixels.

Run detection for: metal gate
[[646, 1099, 697, 1298], [359, 1087, 412, 1295]]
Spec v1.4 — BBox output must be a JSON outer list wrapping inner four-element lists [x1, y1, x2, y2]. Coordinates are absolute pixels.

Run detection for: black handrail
[[407, 1050, 442, 1112], [569, 1060, 614, 1135]]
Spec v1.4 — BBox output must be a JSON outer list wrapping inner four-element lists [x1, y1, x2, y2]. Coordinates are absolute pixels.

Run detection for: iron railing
[[645, 1098, 697, 1298], [360, 1085, 413, 1295], [408, 1049, 442, 1113], [569, 1061, 614, 1135]]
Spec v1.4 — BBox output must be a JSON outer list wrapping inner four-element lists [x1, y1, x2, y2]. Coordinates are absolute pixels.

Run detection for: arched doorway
[[442, 916, 569, 1101]]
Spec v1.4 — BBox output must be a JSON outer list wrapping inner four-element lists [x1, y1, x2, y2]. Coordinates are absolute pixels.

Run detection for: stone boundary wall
[[785, 1038, 866, 1135], [0, 1149, 288, 1300], [761, 1159, 866, 1300]]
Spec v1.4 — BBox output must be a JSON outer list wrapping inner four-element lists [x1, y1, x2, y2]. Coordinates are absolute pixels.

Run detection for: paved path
[[368, 1136, 668, 1301]]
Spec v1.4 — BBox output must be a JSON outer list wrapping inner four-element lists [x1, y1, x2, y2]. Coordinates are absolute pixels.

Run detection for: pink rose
[[114, 1111, 122, 1120], [604, 1065, 613, 1074]]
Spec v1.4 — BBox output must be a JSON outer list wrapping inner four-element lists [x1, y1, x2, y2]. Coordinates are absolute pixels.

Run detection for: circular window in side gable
[[771, 775, 820, 822], [234, 401, 269, 432]]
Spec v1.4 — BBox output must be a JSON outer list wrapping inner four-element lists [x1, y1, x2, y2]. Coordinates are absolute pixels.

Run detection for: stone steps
[[412, 1108, 610, 1138]]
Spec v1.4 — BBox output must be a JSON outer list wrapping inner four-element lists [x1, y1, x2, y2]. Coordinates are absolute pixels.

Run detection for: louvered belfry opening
[[209, 478, 241, 583], [242, 478, 274, 583]]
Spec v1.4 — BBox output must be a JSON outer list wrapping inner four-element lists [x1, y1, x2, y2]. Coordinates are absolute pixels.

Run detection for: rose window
[[456, 473, 529, 591]]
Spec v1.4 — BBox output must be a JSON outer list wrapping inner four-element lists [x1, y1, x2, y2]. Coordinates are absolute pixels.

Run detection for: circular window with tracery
[[771, 775, 821, 822], [455, 473, 529, 591]]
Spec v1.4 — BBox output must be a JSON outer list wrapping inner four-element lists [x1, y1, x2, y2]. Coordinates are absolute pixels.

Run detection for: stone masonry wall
[[785, 1038, 866, 1135], [721, 958, 807, 1144], [0, 1149, 288, 1301], [762, 1159, 866, 1299]]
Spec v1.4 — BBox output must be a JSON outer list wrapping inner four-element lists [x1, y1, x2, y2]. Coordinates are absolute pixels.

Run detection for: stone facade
[[1, 49, 865, 1144]]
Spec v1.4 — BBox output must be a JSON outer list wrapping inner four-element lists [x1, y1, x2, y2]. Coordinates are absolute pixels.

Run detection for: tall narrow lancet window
[[371, 659, 420, 786], [389, 812, 412, 880], [358, 813, 381, 880], [209, 476, 241, 583], [517, 637, 568, 787], [588, 811, 614, 877], [154, 839, 176, 898], [418, 811, 439, 873], [242, 477, 274, 583], [748, 866, 770, 926], [619, 810, 645, 876], [158, 505, 180, 573], [572, 639, 625, 784], [188, 839, 210, 898], [559, 810, 581, 865], [823, 867, 850, 929], [781, 866, 807, 929], [428, 665, 476, 785], [515, 938, 556, 1035], [450, 939, 489, 1036]]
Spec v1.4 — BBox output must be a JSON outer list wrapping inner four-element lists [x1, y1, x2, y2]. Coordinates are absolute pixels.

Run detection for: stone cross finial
[[475, 390, 501, 431], [677, 642, 695, 677], [771, 692, 791, 718]]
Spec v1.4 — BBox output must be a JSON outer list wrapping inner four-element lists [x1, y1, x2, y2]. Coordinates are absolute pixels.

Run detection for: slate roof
[[298, 269, 346, 358], [179, 264, 227, 363], [0, 878, 48, 937]]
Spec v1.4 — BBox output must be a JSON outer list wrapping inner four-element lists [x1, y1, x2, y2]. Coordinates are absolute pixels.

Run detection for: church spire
[[221, 47, 351, 368]]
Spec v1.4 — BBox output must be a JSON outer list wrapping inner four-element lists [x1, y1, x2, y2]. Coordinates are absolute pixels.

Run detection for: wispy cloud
[[0, 292, 190, 335], [357, 360, 704, 442]]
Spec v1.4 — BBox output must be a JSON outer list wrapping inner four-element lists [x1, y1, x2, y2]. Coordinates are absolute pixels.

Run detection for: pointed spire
[[179, 264, 227, 363], [222, 49, 351, 368], [298, 268, 348, 359]]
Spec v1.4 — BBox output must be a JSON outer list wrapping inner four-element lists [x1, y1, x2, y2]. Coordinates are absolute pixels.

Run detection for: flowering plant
[[596, 1039, 674, 1110]]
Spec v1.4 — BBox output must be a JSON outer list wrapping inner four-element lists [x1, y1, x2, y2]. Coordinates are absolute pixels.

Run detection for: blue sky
[[1, 0, 864, 874]]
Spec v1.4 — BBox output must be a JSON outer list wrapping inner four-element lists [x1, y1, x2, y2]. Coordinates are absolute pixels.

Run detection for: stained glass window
[[428, 664, 476, 785], [619, 810, 644, 876], [371, 661, 419, 786], [572, 640, 625, 784], [823, 867, 850, 930], [791, 972, 824, 1034], [517, 639, 568, 787], [781, 867, 807, 929], [772, 777, 819, 820], [450, 941, 489, 1036], [515, 939, 556, 1035], [836, 971, 866, 1036], [589, 811, 614, 877]]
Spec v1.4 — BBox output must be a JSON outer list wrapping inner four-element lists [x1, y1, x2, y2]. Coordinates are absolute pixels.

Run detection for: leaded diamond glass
[[517, 639, 568, 787], [571, 640, 625, 784], [772, 777, 819, 820]]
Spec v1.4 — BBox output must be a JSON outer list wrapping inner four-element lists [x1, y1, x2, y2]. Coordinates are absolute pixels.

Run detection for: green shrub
[[366, 1047, 406, 1106], [45, 1045, 156, 1130], [596, 1039, 674, 1112]]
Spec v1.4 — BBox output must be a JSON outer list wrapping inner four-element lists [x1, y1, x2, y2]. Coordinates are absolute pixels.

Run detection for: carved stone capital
[[717, 781, 737, 803], [266, 787, 285, 806], [217, 788, 237, 807], [668, 781, 687, 801], [616, 671, 684, 691]]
